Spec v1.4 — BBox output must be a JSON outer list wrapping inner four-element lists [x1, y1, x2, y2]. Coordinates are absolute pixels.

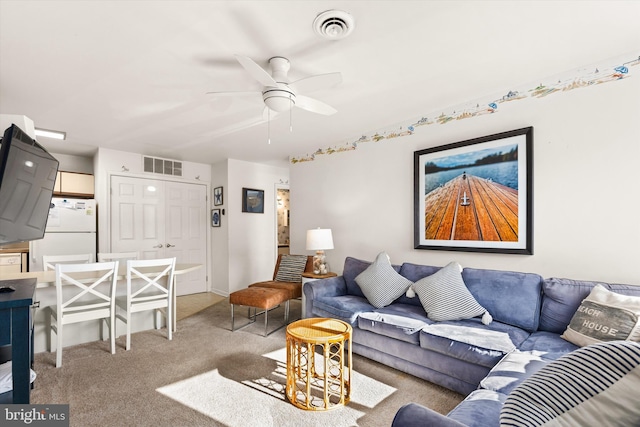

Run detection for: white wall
[[50, 152, 93, 174], [211, 159, 229, 295], [290, 75, 640, 284], [224, 159, 289, 294]]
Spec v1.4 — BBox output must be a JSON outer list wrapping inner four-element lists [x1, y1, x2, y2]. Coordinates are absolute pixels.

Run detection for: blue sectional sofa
[[302, 256, 640, 426]]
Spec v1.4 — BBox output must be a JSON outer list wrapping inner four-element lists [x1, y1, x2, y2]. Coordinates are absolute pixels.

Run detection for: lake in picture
[[424, 161, 518, 195]]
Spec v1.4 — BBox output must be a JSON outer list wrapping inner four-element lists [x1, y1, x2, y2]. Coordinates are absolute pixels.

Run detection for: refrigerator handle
[[31, 243, 37, 263]]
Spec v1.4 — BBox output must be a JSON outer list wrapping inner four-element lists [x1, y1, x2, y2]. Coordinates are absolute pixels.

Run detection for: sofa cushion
[[539, 277, 640, 334], [480, 350, 552, 395], [462, 267, 542, 332], [419, 319, 529, 368], [342, 257, 372, 297], [412, 261, 492, 323], [517, 331, 579, 356], [500, 340, 640, 427], [358, 311, 428, 345], [313, 294, 374, 325], [355, 252, 413, 308], [447, 389, 507, 427], [561, 285, 640, 347], [398, 262, 441, 282]]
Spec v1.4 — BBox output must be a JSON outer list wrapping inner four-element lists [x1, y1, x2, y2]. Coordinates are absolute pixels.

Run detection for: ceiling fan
[[207, 55, 342, 118]]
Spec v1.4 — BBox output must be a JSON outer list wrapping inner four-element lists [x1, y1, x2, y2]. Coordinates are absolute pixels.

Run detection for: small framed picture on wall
[[242, 188, 264, 213], [213, 186, 223, 206], [211, 209, 221, 227]]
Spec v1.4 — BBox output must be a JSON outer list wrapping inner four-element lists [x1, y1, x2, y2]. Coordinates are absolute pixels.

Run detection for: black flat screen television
[[0, 124, 59, 244]]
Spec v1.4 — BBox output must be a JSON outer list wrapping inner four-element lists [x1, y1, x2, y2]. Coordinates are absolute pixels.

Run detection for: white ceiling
[[1, 1, 639, 168]]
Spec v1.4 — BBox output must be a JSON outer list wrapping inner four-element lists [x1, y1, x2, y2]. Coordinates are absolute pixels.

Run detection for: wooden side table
[[286, 317, 352, 411], [301, 272, 337, 318]]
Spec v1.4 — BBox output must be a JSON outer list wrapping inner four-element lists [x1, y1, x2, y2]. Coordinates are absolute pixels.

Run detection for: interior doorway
[[275, 185, 290, 256]]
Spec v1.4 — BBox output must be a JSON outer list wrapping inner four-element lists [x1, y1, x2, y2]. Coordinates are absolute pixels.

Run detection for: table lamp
[[306, 228, 334, 274]]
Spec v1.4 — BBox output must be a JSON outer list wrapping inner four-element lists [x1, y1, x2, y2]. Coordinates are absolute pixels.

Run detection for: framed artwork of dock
[[414, 127, 533, 254]]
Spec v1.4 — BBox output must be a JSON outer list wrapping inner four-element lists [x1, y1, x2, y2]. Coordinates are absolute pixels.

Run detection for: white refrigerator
[[29, 198, 97, 272]]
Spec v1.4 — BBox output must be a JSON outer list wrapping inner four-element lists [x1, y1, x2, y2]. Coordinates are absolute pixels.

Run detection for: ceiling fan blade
[[205, 90, 262, 99], [235, 55, 277, 87], [289, 72, 342, 94], [296, 95, 337, 116]]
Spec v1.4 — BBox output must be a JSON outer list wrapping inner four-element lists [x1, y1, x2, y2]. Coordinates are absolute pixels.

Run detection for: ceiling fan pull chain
[[267, 108, 271, 144], [289, 95, 293, 132]]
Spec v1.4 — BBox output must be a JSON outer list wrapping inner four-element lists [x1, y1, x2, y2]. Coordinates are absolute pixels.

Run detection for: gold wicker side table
[[286, 317, 352, 411]]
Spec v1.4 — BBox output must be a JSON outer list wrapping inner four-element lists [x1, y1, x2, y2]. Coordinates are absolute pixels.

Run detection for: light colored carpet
[[176, 292, 226, 321], [30, 298, 464, 426]]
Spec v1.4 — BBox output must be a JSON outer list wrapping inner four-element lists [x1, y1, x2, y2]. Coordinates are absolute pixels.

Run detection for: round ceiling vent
[[313, 10, 355, 40]]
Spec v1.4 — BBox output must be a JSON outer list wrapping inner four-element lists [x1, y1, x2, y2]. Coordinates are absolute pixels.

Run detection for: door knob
[[166, 243, 175, 248], [153, 244, 163, 248]]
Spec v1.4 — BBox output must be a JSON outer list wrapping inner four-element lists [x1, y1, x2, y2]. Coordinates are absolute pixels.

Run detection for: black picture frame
[[242, 188, 264, 213], [211, 209, 221, 227], [414, 127, 533, 254], [213, 186, 223, 206]]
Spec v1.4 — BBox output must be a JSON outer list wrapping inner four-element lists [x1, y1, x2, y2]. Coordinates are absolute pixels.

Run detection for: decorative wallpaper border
[[290, 52, 639, 164]]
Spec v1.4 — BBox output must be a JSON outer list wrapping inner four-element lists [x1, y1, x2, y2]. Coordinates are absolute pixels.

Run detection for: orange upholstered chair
[[248, 254, 314, 300]]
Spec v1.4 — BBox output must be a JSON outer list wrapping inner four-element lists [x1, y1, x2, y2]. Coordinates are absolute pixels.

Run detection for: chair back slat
[[98, 252, 139, 262], [44, 253, 94, 271]]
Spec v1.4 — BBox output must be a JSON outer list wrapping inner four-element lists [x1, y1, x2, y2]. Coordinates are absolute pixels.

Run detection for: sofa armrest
[[303, 276, 347, 318], [304, 276, 347, 299], [392, 403, 466, 427]]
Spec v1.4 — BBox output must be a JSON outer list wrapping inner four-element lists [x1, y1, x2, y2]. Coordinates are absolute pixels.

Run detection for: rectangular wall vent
[[143, 156, 182, 177]]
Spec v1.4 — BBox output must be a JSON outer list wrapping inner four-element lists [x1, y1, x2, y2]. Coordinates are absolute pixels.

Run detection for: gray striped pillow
[[500, 340, 640, 427], [355, 252, 412, 308], [412, 261, 492, 324], [274, 255, 308, 282]]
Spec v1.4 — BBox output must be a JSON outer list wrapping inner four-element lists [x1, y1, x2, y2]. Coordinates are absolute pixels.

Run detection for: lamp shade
[[306, 228, 334, 251]]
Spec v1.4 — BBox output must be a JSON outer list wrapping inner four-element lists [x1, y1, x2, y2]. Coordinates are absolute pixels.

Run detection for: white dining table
[[2, 263, 202, 353]]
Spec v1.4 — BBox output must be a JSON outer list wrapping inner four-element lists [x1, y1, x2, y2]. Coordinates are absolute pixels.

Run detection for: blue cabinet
[[0, 278, 35, 403]]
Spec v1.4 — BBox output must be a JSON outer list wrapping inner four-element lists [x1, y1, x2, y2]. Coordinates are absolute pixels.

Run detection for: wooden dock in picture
[[424, 173, 518, 241]]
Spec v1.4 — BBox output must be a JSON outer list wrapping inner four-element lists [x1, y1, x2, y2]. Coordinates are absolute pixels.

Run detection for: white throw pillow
[[411, 261, 492, 324], [561, 285, 640, 347], [354, 252, 412, 308], [500, 340, 640, 427]]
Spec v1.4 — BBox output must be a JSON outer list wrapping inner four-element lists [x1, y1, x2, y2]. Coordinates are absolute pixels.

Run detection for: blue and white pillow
[[500, 340, 640, 427], [409, 261, 492, 324], [355, 252, 412, 308]]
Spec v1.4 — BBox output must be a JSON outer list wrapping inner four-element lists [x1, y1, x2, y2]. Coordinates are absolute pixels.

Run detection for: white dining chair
[[43, 253, 94, 271], [50, 261, 119, 368], [97, 252, 139, 263], [115, 257, 176, 350]]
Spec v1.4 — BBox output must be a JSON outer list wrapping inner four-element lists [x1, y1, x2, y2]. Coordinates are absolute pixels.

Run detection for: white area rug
[[157, 347, 396, 427]]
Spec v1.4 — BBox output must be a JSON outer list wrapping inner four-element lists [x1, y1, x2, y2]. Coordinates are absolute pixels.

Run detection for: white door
[[110, 176, 166, 259], [164, 181, 208, 295], [110, 176, 208, 295]]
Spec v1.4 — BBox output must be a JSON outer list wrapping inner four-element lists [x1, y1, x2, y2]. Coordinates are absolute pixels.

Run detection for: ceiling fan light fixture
[[263, 87, 296, 112], [313, 10, 355, 40]]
